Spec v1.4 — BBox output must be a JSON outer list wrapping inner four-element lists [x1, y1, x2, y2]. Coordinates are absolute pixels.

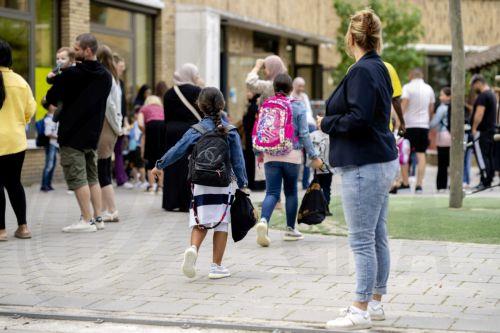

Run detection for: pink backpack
[[252, 94, 294, 156]]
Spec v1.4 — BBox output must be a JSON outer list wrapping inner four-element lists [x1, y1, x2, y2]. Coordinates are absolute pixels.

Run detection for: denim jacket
[[156, 117, 248, 188], [291, 99, 318, 159], [430, 103, 449, 132]]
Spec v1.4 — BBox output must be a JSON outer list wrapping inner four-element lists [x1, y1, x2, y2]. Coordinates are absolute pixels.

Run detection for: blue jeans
[[339, 159, 398, 302], [261, 162, 300, 229], [41, 144, 58, 188]]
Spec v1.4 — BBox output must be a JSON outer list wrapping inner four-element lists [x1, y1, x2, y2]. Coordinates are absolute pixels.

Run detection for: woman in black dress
[[162, 63, 203, 211]]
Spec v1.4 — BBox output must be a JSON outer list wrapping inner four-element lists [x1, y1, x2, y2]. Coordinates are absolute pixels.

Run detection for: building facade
[[1, 0, 498, 184]]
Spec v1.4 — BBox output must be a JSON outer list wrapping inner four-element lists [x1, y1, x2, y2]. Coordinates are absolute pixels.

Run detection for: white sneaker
[[326, 306, 372, 331], [123, 182, 134, 189], [94, 217, 105, 230], [283, 226, 304, 241], [368, 303, 385, 321], [62, 219, 97, 233], [256, 219, 270, 247], [208, 263, 231, 279], [182, 246, 198, 278], [102, 210, 119, 222]]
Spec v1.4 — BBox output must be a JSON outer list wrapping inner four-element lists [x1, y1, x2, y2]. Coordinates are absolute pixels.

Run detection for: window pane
[[135, 13, 153, 89], [426, 55, 451, 94], [296, 45, 314, 65], [0, 17, 29, 80], [90, 2, 131, 31], [35, 0, 56, 121], [93, 32, 133, 101], [296, 67, 314, 97], [0, 0, 29, 11]]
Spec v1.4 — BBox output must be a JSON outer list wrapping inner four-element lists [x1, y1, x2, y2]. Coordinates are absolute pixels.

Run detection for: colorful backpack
[[252, 94, 294, 156]]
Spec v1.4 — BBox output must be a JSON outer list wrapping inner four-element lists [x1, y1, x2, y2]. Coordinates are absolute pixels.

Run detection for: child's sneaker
[[283, 227, 304, 241], [208, 263, 231, 279], [256, 218, 270, 247], [326, 306, 372, 330], [368, 302, 385, 321], [94, 217, 105, 230], [62, 218, 97, 233], [181, 245, 198, 278]]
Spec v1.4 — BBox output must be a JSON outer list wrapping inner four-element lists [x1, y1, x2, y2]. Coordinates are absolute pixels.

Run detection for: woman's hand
[[316, 116, 324, 130], [310, 157, 324, 170], [151, 167, 163, 181]]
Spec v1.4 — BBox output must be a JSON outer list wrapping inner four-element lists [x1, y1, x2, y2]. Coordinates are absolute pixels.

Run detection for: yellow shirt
[[0, 67, 37, 156], [383, 62, 402, 98], [347, 61, 402, 98]]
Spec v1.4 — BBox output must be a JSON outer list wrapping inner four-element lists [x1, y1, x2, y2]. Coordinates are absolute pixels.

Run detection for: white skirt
[[189, 183, 235, 229]]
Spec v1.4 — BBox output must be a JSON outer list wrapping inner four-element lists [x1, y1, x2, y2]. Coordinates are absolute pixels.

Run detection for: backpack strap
[[191, 123, 208, 135]]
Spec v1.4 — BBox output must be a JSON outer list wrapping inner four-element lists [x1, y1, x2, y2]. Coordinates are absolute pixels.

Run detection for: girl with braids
[[152, 87, 247, 279], [0, 40, 37, 241]]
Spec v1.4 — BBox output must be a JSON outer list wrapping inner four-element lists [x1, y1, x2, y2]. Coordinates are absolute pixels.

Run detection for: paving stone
[[1, 185, 499, 332]]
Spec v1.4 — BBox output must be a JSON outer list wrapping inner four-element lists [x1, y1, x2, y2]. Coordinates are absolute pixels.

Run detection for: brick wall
[[60, 0, 90, 46], [21, 149, 65, 187]]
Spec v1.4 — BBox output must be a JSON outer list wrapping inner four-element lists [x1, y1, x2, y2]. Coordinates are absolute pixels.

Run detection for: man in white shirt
[[400, 68, 435, 193]]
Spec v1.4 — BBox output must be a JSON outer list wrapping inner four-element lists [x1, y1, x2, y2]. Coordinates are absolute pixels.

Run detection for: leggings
[[0, 151, 27, 230]]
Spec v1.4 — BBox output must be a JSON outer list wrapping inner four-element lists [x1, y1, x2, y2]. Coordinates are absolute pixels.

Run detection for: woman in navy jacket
[[319, 9, 399, 331]]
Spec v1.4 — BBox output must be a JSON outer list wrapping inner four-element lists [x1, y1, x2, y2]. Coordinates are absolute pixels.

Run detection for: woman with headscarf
[[246, 55, 287, 104], [162, 63, 203, 211]]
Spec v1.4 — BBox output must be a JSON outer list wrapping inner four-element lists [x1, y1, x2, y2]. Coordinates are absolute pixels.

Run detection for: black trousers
[[473, 132, 495, 186], [98, 157, 112, 187], [0, 151, 27, 230], [436, 146, 450, 190]]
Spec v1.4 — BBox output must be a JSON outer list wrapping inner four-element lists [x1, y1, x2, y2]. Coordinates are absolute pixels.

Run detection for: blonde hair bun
[[346, 8, 383, 53]]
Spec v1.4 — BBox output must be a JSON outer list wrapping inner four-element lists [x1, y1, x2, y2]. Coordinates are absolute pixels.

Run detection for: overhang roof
[[465, 44, 500, 70]]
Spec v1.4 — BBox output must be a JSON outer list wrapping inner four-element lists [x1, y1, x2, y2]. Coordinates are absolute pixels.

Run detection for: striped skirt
[[189, 183, 235, 229]]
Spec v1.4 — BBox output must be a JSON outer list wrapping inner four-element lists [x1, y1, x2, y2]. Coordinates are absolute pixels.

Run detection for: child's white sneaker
[[326, 306, 372, 331], [208, 263, 231, 279], [368, 302, 385, 321], [181, 245, 198, 278], [256, 218, 270, 247]]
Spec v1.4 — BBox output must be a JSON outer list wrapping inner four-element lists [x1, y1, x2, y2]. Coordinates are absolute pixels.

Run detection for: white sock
[[369, 300, 381, 308], [260, 218, 268, 224], [190, 245, 198, 252], [350, 305, 368, 315]]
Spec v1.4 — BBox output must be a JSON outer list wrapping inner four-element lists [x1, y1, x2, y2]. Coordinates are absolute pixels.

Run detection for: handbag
[[436, 129, 452, 147], [298, 175, 327, 225], [230, 189, 258, 242], [173, 85, 202, 121]]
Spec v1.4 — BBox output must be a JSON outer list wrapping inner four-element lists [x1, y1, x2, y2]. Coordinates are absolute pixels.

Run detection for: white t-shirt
[[401, 78, 435, 129], [44, 114, 59, 147]]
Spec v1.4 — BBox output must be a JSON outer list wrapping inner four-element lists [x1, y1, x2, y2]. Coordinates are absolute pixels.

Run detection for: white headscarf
[[173, 63, 200, 86]]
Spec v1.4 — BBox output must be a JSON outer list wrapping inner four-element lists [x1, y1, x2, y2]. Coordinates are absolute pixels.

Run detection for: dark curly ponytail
[[197, 87, 227, 135], [0, 40, 13, 110]]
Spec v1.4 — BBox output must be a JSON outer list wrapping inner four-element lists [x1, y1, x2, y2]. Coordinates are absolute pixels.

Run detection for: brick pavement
[[0, 185, 499, 332]]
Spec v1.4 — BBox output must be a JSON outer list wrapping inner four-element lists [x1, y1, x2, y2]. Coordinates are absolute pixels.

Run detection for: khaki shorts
[[60, 146, 98, 190]]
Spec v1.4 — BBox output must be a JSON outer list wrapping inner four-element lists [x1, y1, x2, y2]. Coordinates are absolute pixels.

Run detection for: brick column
[[60, 0, 90, 47], [155, 0, 175, 86]]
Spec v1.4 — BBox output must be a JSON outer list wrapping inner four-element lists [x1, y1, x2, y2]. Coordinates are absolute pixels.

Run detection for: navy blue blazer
[[321, 51, 398, 167]]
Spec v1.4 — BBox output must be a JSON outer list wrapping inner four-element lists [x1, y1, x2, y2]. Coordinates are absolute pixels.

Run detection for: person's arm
[[428, 102, 435, 124], [246, 59, 270, 95], [320, 67, 375, 135], [392, 97, 405, 135], [137, 111, 146, 133], [429, 104, 446, 129], [228, 131, 248, 188], [294, 102, 319, 159], [155, 128, 199, 169], [24, 83, 37, 123], [472, 105, 485, 136]]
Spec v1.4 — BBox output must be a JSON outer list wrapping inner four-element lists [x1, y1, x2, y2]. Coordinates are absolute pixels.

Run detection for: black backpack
[[297, 176, 328, 225], [231, 189, 257, 242], [188, 123, 234, 187]]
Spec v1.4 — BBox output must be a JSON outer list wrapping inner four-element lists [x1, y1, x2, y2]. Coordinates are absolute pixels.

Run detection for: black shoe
[[472, 183, 489, 192], [48, 186, 55, 191], [415, 185, 423, 194], [40, 186, 50, 192], [325, 207, 333, 217], [398, 184, 410, 190], [389, 186, 398, 194]]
